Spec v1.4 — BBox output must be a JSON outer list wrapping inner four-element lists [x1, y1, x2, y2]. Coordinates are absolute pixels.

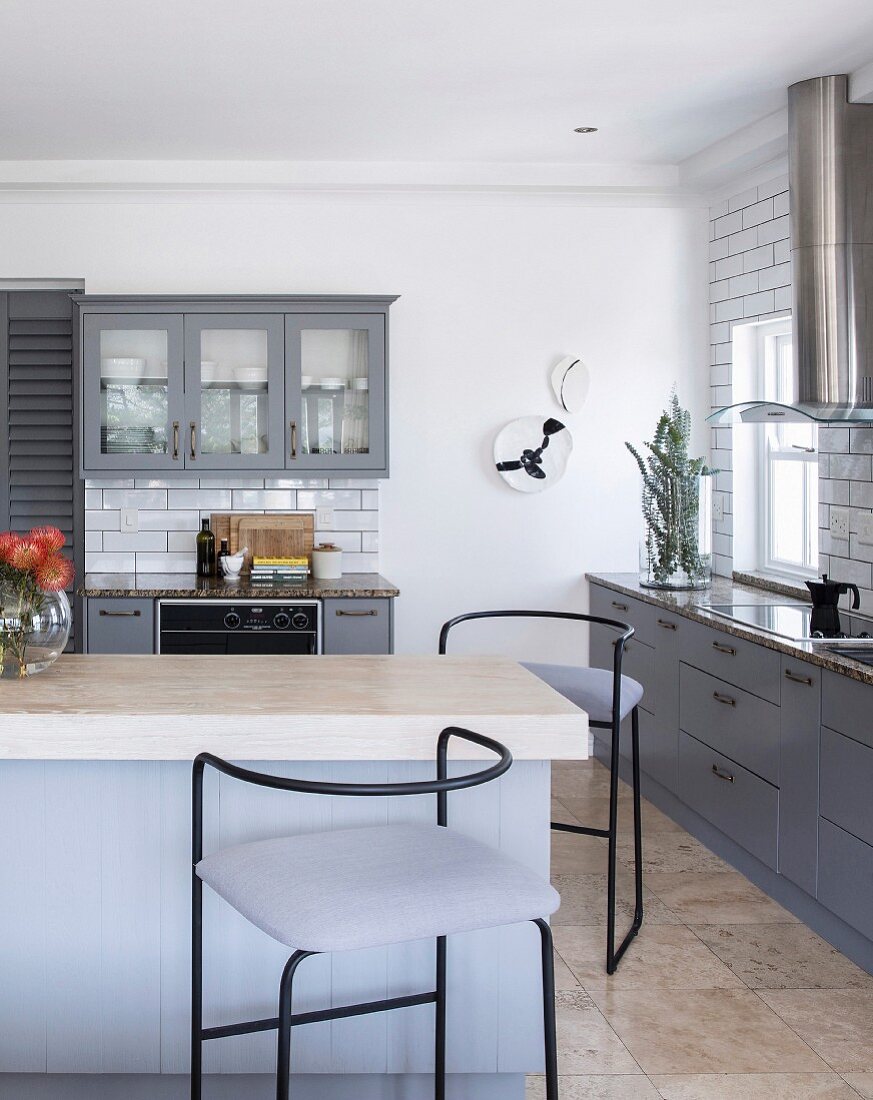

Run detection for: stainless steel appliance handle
[[711, 764, 735, 783], [785, 669, 813, 685], [99, 609, 142, 617], [713, 691, 736, 707], [336, 609, 377, 617], [712, 641, 736, 656], [189, 421, 197, 460], [172, 421, 180, 460]]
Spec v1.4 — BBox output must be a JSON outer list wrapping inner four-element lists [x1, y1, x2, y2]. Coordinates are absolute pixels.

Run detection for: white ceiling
[[2, 0, 873, 168]]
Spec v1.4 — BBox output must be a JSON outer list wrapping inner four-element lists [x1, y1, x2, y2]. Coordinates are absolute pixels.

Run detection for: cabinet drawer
[[820, 726, 873, 848], [87, 598, 155, 654], [589, 585, 655, 647], [818, 817, 873, 939], [822, 670, 873, 750], [679, 731, 779, 868], [679, 663, 780, 784], [680, 618, 781, 704], [322, 598, 392, 654]]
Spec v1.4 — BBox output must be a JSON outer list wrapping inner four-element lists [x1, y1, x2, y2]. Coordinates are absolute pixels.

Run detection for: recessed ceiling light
[[574, 126, 598, 134]]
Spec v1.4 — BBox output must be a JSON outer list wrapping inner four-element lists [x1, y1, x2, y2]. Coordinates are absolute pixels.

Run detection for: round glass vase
[[638, 472, 713, 591], [0, 587, 71, 678]]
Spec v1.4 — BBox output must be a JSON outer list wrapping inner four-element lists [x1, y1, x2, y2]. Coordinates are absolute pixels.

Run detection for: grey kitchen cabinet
[[680, 617, 781, 704], [77, 296, 396, 477], [779, 657, 821, 896], [86, 598, 155, 653], [818, 818, 873, 941], [647, 609, 683, 794], [322, 598, 393, 654]]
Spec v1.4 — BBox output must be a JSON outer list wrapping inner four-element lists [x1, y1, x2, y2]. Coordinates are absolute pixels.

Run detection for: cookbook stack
[[250, 556, 310, 584]]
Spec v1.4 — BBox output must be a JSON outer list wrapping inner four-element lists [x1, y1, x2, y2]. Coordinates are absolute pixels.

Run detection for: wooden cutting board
[[211, 512, 315, 568]]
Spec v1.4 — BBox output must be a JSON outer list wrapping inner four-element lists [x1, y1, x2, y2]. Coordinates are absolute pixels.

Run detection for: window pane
[[770, 460, 805, 566]]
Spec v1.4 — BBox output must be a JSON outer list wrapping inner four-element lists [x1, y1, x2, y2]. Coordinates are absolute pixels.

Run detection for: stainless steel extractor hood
[[709, 75, 873, 425]]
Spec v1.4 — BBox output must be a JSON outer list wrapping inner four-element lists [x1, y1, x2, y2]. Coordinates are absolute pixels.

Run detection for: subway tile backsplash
[[84, 477, 380, 574]]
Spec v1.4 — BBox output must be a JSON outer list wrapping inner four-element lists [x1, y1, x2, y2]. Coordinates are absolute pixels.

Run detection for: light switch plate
[[121, 507, 139, 533], [713, 495, 724, 523], [316, 507, 334, 530], [830, 507, 850, 540], [858, 513, 873, 546]]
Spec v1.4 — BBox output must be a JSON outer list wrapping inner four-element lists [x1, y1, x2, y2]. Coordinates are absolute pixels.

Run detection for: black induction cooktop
[[701, 602, 873, 643]]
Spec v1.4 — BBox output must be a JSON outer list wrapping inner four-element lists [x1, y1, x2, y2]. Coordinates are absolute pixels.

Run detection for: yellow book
[[253, 556, 310, 566]]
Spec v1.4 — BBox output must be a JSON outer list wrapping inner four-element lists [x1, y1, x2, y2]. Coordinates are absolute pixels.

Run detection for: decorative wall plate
[[551, 355, 589, 413], [494, 416, 572, 493]]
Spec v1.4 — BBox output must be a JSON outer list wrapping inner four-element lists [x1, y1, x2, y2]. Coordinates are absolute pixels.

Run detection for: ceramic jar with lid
[[311, 542, 343, 580]]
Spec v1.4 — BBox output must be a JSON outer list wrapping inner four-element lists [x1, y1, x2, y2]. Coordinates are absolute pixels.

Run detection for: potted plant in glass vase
[[626, 391, 714, 590], [0, 526, 74, 678]]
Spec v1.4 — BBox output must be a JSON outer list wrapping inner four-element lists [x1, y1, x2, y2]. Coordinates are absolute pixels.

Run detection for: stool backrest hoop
[[192, 727, 512, 863]]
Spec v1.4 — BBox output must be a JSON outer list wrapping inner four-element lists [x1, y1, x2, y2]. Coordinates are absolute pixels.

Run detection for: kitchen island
[[0, 654, 586, 1099]]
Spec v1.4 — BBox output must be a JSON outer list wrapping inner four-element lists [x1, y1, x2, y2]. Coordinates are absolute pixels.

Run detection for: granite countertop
[[80, 572, 399, 599], [586, 571, 873, 686]]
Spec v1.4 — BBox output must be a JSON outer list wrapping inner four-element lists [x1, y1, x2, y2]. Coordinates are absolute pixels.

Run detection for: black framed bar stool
[[191, 727, 560, 1100], [439, 610, 644, 974]]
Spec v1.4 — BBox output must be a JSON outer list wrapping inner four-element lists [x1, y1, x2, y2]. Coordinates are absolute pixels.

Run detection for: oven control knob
[[224, 611, 241, 630], [273, 612, 291, 630], [291, 611, 310, 630]]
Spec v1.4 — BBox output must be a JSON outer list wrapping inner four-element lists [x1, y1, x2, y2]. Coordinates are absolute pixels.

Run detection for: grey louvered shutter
[[1, 291, 83, 650]]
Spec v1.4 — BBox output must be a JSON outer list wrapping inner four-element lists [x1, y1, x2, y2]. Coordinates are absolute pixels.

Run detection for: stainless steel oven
[[157, 599, 320, 655]]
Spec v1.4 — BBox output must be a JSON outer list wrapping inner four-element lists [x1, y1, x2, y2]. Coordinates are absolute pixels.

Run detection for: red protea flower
[[9, 538, 42, 572], [0, 531, 21, 564], [30, 525, 66, 555], [34, 553, 74, 592]]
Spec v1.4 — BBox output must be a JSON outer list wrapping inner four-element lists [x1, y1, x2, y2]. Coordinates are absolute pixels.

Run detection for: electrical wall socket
[[858, 513, 873, 546], [316, 507, 334, 530], [120, 507, 139, 533], [830, 507, 850, 540]]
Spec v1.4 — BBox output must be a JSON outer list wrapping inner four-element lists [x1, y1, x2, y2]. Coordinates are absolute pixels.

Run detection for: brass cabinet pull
[[713, 691, 736, 707], [657, 619, 677, 630], [290, 420, 297, 459], [712, 641, 736, 656], [611, 600, 629, 612], [99, 609, 141, 617], [189, 421, 197, 460], [336, 609, 377, 617], [711, 763, 735, 783], [172, 421, 180, 460], [785, 669, 813, 686]]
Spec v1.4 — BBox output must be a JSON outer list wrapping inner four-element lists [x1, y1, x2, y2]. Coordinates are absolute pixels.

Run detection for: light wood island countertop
[[0, 653, 588, 760]]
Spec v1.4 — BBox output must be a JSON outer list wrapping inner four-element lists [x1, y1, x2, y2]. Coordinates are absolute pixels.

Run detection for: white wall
[[0, 192, 709, 656]]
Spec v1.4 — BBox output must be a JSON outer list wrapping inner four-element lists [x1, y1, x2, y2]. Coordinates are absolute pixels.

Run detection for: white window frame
[[754, 319, 818, 580]]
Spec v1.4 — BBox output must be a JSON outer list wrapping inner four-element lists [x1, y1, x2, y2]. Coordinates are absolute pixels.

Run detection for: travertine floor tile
[[554, 948, 582, 990], [651, 1072, 859, 1098], [554, 990, 640, 1074], [552, 873, 680, 927], [553, 797, 582, 826], [588, 988, 828, 1074], [553, 760, 612, 801], [616, 834, 729, 874], [561, 793, 686, 835], [645, 872, 798, 924], [526, 1074, 660, 1098], [554, 925, 743, 990], [552, 829, 610, 874], [759, 990, 873, 1072], [692, 924, 873, 990], [842, 1072, 873, 1097]]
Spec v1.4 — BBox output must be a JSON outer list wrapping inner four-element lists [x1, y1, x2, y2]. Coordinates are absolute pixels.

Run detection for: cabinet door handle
[[99, 609, 142, 617], [336, 609, 377, 617], [711, 763, 735, 783], [713, 691, 736, 707], [172, 421, 180, 460], [611, 600, 629, 612], [290, 420, 297, 459], [785, 669, 813, 686], [189, 421, 197, 460], [712, 641, 736, 656], [657, 619, 677, 630]]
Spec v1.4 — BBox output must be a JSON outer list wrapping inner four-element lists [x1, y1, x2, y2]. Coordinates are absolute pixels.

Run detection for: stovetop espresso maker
[[805, 573, 861, 637]]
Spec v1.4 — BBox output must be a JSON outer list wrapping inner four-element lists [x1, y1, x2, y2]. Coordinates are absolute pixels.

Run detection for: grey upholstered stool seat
[[197, 821, 560, 953], [523, 662, 644, 724]]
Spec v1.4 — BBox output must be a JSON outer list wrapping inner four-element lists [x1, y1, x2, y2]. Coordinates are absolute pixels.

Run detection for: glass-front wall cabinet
[[285, 314, 386, 471], [79, 300, 391, 475]]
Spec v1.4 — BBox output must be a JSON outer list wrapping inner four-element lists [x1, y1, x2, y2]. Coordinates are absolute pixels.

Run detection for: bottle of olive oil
[[196, 519, 216, 577]]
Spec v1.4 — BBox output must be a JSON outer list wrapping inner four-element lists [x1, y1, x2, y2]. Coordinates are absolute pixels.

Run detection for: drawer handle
[[99, 609, 141, 617], [712, 641, 736, 656], [611, 600, 629, 612], [711, 763, 735, 783], [713, 691, 736, 707], [657, 619, 677, 631], [336, 609, 377, 617], [785, 669, 813, 686]]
